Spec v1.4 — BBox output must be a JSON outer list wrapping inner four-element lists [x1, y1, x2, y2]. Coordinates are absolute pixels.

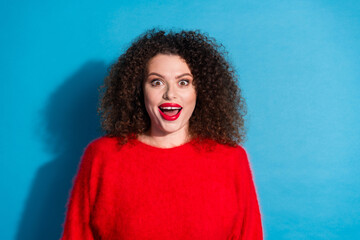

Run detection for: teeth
[[160, 107, 182, 110]]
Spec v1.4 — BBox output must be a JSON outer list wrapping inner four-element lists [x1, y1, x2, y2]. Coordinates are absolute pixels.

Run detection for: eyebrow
[[147, 72, 193, 79]]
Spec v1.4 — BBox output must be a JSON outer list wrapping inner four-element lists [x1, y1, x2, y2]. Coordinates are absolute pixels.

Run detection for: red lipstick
[[158, 103, 182, 121]]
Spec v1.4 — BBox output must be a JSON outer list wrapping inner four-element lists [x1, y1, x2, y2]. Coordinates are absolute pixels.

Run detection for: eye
[[178, 79, 190, 86], [150, 79, 163, 86]]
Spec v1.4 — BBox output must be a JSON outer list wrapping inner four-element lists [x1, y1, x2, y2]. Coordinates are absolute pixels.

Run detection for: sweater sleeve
[[61, 143, 98, 240], [234, 147, 263, 240]]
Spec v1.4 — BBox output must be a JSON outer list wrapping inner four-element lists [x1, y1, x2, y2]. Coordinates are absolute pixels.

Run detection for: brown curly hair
[[99, 29, 246, 146]]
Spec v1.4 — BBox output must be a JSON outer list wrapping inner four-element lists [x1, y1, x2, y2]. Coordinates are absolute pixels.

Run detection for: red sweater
[[61, 137, 262, 240]]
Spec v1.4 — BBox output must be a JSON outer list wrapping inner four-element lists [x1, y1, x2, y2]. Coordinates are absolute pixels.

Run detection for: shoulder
[[84, 136, 119, 153], [77, 136, 122, 171], [214, 142, 251, 170], [197, 139, 249, 163], [83, 136, 145, 159], [207, 139, 248, 157]]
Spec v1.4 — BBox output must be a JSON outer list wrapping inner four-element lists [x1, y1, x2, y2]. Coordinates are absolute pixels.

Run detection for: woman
[[61, 29, 263, 239]]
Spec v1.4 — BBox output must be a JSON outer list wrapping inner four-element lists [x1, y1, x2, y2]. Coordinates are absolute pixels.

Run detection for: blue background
[[1, 0, 359, 239]]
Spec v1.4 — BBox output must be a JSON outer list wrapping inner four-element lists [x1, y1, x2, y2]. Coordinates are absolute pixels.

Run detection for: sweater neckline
[[132, 138, 195, 151]]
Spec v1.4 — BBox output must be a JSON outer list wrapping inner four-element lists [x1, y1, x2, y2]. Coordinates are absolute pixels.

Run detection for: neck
[[138, 128, 191, 149]]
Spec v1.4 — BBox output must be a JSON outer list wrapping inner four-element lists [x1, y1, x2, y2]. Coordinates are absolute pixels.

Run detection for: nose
[[163, 83, 177, 100]]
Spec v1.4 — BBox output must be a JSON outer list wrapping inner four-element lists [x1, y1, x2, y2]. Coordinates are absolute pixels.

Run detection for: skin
[[138, 54, 197, 148]]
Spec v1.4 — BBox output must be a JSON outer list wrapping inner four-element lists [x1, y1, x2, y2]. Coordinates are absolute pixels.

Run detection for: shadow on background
[[16, 61, 107, 240]]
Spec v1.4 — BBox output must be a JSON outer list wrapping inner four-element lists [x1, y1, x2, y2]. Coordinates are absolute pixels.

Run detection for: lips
[[158, 103, 183, 121]]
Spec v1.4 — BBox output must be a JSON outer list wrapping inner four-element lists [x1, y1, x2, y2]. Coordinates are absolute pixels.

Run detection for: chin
[[154, 120, 187, 135], [159, 124, 184, 134]]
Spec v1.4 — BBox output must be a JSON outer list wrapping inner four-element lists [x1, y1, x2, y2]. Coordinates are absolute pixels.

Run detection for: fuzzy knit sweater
[[61, 137, 262, 240]]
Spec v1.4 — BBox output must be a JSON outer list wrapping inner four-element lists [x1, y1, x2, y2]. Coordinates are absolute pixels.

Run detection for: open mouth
[[158, 106, 182, 116], [158, 103, 183, 121]]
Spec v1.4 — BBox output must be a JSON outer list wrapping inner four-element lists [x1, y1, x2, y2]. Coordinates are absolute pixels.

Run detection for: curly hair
[[99, 29, 247, 146]]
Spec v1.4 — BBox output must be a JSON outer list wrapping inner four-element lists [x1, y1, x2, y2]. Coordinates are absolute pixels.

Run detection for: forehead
[[147, 54, 191, 74]]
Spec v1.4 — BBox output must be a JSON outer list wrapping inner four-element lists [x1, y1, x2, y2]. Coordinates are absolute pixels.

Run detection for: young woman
[[61, 29, 263, 239]]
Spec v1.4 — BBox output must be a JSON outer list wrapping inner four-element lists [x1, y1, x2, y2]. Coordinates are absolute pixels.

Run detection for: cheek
[[186, 90, 197, 107], [144, 89, 160, 113]]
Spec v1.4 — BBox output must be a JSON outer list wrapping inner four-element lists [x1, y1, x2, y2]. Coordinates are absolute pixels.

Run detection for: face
[[143, 54, 196, 137]]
